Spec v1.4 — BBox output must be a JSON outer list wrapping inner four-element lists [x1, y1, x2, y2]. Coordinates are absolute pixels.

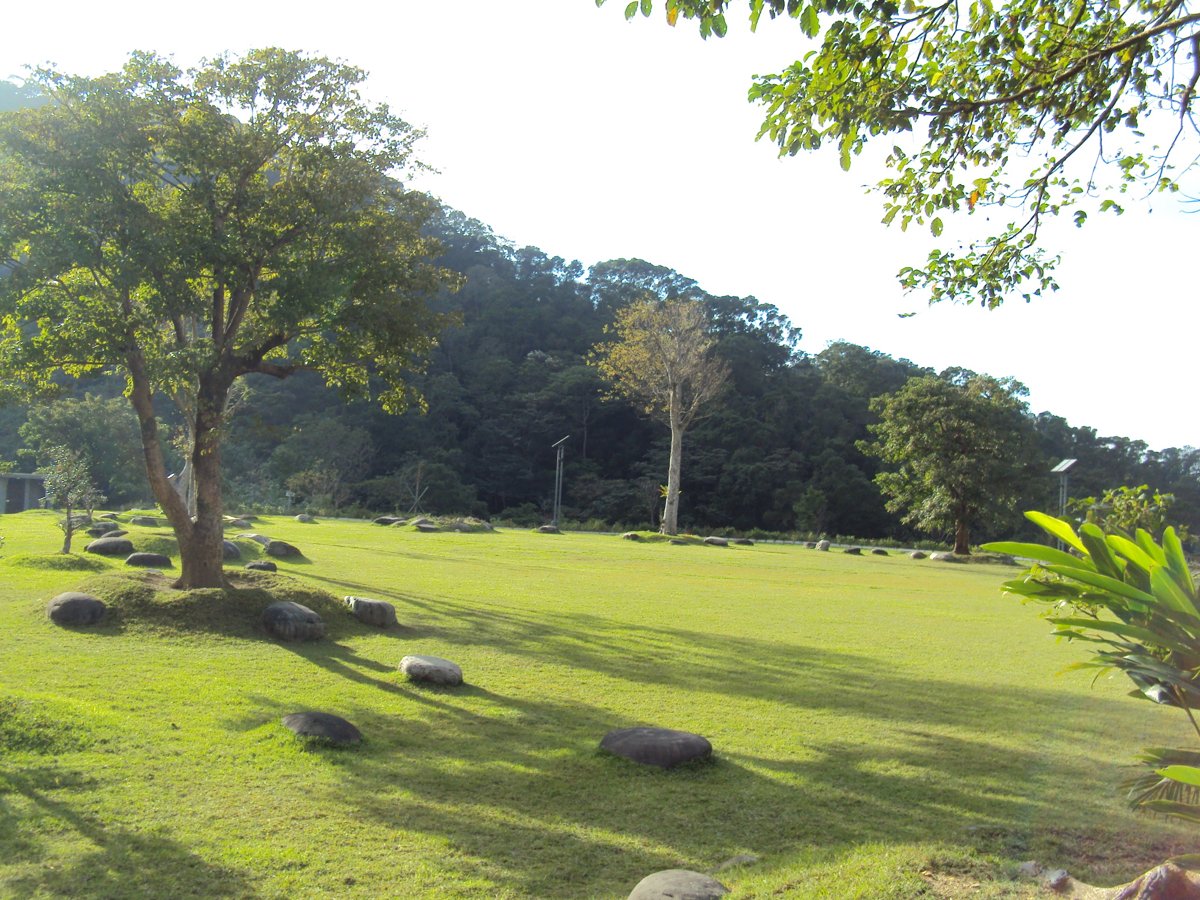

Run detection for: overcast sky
[[3, 0, 1194, 451]]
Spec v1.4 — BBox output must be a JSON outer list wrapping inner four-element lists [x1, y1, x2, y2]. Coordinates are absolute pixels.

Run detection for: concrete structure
[[0, 473, 46, 513]]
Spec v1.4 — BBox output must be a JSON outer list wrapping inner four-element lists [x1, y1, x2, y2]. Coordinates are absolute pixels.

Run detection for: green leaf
[[640, 0, 652, 16], [1150, 566, 1200, 618], [800, 4, 819, 36], [1142, 800, 1200, 823], [1024, 511, 1086, 554], [1157, 766, 1200, 788], [1042, 565, 1157, 606], [625, 1, 639, 18], [712, 13, 728, 36], [1163, 527, 1196, 594], [1106, 533, 1158, 572], [930, 217, 944, 237], [981, 541, 1092, 569], [1049, 618, 1196, 656], [1135, 528, 1168, 565], [1079, 523, 1123, 578]]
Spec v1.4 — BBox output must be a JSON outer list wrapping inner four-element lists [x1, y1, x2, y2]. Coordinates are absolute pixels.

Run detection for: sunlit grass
[[0, 509, 1191, 897]]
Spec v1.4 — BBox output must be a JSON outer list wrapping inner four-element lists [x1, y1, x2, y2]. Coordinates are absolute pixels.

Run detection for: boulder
[[344, 595, 398, 628], [85, 536, 134, 556], [1113, 863, 1200, 899], [410, 517, 434, 527], [222, 540, 241, 560], [281, 712, 362, 746], [47, 592, 106, 627], [909, 550, 927, 560], [389, 520, 411, 527], [372, 515, 401, 525], [537, 524, 561, 534], [600, 726, 712, 769], [106, 529, 128, 538], [871, 548, 888, 556], [704, 536, 728, 547], [129, 515, 160, 527], [262, 601, 325, 642], [930, 551, 962, 562], [733, 538, 754, 546], [99, 513, 120, 521], [238, 533, 273, 546], [224, 518, 251, 529], [669, 539, 688, 545], [414, 523, 439, 533], [265, 540, 301, 558], [628, 870, 729, 900], [87, 521, 121, 536], [815, 540, 831, 551], [622, 532, 642, 541], [295, 514, 317, 523], [125, 552, 172, 568], [400, 655, 463, 686], [804, 542, 816, 549], [245, 561, 277, 572], [844, 547, 862, 555]]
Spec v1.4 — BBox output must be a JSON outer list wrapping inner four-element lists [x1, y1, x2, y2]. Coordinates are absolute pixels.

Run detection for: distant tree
[[610, 0, 1200, 306], [0, 50, 456, 587], [40, 446, 104, 553], [591, 297, 730, 534], [19, 395, 148, 505], [862, 372, 1037, 553]]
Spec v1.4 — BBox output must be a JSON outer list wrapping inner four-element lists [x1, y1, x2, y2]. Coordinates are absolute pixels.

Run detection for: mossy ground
[[0, 509, 1192, 897]]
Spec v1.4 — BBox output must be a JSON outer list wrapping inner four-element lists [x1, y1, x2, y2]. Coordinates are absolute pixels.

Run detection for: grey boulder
[[628, 870, 729, 899], [86, 536, 134, 556], [281, 712, 362, 746], [47, 592, 106, 626], [537, 525, 561, 534], [844, 546, 862, 555], [703, 536, 728, 547], [295, 514, 316, 523], [400, 655, 463, 686], [245, 560, 277, 572], [600, 727, 712, 769], [262, 601, 325, 642], [871, 548, 889, 556], [222, 540, 241, 560], [125, 552, 172, 568], [344, 595, 398, 628], [815, 540, 831, 551], [265, 540, 301, 558], [909, 550, 927, 559], [129, 515, 160, 527]]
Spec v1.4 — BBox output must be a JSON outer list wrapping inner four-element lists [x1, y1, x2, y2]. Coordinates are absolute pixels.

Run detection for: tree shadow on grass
[[0, 767, 253, 898]]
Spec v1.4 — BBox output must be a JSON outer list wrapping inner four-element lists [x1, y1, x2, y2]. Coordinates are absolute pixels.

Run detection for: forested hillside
[[2, 202, 1196, 543]]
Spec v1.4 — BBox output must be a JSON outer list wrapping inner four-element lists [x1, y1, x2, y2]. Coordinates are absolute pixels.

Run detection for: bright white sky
[[4, 0, 1194, 450]]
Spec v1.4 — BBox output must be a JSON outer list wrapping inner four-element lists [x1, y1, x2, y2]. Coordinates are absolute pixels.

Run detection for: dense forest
[[2, 202, 1197, 544]]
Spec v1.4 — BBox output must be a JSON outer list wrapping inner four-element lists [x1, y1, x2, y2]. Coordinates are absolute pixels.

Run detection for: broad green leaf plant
[[984, 512, 1200, 824]]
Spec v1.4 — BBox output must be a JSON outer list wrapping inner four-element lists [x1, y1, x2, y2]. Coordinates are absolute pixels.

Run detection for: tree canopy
[[0, 49, 456, 586], [608, 0, 1199, 307]]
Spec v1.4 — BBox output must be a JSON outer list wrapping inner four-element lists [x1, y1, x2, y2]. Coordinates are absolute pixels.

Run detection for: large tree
[[609, 0, 1198, 306], [0, 50, 455, 587], [862, 371, 1037, 553], [591, 296, 729, 534]]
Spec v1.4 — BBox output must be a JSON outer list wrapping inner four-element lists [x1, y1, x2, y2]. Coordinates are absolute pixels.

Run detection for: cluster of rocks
[[236, 533, 301, 559]]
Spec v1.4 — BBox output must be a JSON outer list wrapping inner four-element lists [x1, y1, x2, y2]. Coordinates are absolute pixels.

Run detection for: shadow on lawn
[[259, 594, 1184, 897], [0, 767, 253, 898]]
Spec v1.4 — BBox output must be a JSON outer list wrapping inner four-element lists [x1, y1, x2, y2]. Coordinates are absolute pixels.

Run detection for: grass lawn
[[0, 510, 1193, 898]]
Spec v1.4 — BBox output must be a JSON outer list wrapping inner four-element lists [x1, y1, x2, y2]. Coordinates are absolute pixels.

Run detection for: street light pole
[[551, 435, 569, 528]]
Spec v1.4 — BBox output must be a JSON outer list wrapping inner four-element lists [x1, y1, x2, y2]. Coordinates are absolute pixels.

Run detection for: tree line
[[3, 203, 1197, 544]]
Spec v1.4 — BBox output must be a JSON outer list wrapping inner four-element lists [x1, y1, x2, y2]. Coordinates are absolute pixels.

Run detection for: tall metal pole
[[551, 435, 569, 527]]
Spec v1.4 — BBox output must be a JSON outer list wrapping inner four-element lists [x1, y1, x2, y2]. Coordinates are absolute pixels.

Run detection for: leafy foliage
[[605, 0, 1199, 306], [985, 512, 1200, 823], [1070, 483, 1188, 542], [39, 445, 104, 553], [862, 371, 1037, 552]]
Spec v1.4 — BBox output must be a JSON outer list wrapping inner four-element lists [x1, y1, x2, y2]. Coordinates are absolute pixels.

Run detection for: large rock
[[410, 517, 434, 527], [628, 870, 729, 899], [87, 521, 121, 536], [265, 540, 301, 558], [262, 601, 325, 642], [47, 592, 106, 627], [844, 546, 862, 555], [372, 515, 402, 526], [622, 532, 642, 541], [929, 551, 962, 562], [414, 523, 439, 533], [1113, 863, 1200, 899], [871, 548, 889, 556], [344, 595, 398, 628], [815, 540, 831, 551], [910, 550, 928, 560], [733, 538, 754, 546], [295, 514, 317, 523], [281, 712, 362, 746], [703, 536, 728, 547], [238, 533, 273, 547], [125, 552, 172, 568], [600, 727, 712, 769], [222, 540, 241, 560], [85, 536, 134, 556], [129, 515, 160, 527], [537, 524, 561, 534], [400, 655, 463, 686], [224, 517, 251, 529], [245, 560, 277, 572]]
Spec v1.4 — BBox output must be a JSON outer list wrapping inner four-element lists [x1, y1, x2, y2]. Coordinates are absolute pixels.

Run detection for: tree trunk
[[61, 500, 73, 554], [175, 376, 229, 588], [954, 517, 971, 555], [661, 389, 684, 535]]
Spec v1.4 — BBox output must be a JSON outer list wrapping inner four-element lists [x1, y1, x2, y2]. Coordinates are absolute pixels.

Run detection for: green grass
[[0, 509, 1192, 898]]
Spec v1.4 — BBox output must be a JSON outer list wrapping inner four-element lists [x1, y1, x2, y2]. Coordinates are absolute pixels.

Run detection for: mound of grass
[[0, 553, 109, 572], [618, 530, 706, 545], [0, 696, 94, 755], [72, 569, 351, 639]]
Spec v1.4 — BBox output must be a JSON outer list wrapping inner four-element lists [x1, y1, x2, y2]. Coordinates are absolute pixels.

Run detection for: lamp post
[[551, 435, 569, 528], [1050, 458, 1078, 549]]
